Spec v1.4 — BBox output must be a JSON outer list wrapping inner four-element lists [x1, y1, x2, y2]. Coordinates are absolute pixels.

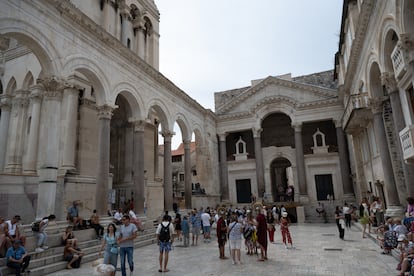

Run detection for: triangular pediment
[[215, 75, 339, 115]]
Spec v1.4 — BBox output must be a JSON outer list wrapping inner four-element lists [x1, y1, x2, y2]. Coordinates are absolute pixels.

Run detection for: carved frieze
[[380, 72, 398, 94]]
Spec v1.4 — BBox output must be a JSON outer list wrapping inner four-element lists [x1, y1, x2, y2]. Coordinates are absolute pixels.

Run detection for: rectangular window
[[179, 173, 184, 181]]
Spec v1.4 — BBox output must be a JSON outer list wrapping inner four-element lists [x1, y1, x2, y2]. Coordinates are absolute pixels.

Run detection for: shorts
[[192, 226, 200, 235], [159, 241, 172, 252], [203, 226, 211, 234], [229, 239, 242, 250]]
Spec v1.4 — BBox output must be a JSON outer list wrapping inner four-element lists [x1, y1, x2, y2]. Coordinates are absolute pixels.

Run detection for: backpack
[[31, 221, 41, 232], [159, 222, 170, 242], [243, 227, 253, 239]]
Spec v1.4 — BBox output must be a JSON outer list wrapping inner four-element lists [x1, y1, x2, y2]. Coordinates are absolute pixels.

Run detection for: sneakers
[[41, 245, 49, 249], [35, 247, 44, 253]]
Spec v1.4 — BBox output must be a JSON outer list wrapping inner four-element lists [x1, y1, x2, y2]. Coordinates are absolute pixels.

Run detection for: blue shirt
[[181, 219, 189, 233], [6, 246, 26, 262]]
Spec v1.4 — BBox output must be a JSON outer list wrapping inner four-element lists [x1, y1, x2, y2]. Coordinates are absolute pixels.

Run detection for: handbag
[[110, 245, 119, 254]]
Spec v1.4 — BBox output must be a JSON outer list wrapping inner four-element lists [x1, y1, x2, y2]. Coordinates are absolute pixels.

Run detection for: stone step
[[0, 218, 156, 276]]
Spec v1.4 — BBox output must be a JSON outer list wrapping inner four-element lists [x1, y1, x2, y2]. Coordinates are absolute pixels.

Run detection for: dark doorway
[[270, 158, 292, 202], [315, 174, 334, 201], [236, 179, 252, 203]]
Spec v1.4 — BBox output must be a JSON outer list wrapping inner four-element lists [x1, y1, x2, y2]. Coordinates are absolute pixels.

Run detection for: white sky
[[155, 0, 344, 149]]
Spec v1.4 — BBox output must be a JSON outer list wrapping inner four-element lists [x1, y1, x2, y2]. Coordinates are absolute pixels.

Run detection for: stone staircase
[[0, 216, 159, 276], [303, 201, 337, 223]]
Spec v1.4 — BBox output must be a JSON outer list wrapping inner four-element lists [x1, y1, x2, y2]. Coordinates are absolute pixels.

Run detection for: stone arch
[[5, 77, 16, 95], [130, 4, 141, 20], [253, 97, 296, 122], [261, 112, 295, 148], [22, 71, 34, 90], [0, 18, 61, 76], [112, 82, 144, 119], [146, 99, 171, 132], [62, 56, 110, 106], [378, 17, 399, 73], [174, 113, 191, 141], [192, 124, 205, 147], [368, 61, 384, 98]]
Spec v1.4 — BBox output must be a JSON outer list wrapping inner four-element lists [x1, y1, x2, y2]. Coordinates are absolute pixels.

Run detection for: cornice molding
[[216, 76, 338, 114], [43, 0, 209, 118]]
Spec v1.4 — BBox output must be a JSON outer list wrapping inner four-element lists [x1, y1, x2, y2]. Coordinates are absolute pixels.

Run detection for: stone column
[[183, 139, 192, 209], [36, 77, 64, 219], [131, 119, 145, 214], [120, 9, 129, 47], [335, 121, 354, 200], [161, 130, 174, 211], [61, 84, 79, 170], [4, 90, 29, 173], [218, 133, 229, 201], [23, 85, 42, 173], [123, 125, 133, 183], [292, 123, 307, 197], [95, 105, 114, 215], [137, 25, 146, 60], [370, 98, 403, 216], [252, 128, 265, 198], [0, 95, 11, 172], [382, 72, 414, 198]]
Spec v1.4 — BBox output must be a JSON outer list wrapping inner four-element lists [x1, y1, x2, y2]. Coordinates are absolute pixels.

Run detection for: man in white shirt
[[201, 209, 211, 243]]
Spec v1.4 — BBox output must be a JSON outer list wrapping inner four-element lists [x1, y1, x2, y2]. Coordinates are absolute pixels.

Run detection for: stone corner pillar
[[0, 95, 12, 172]]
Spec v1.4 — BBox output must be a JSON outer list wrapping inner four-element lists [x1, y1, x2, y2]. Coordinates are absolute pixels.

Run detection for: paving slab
[[45, 223, 398, 276]]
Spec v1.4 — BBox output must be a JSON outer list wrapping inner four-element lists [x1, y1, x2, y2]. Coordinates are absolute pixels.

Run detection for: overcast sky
[[156, 0, 343, 111], [155, 0, 344, 148]]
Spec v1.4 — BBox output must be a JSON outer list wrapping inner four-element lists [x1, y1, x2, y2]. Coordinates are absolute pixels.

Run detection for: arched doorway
[[270, 157, 292, 202]]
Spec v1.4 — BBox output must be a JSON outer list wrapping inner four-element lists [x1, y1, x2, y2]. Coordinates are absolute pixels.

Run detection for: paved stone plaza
[[46, 223, 397, 276]]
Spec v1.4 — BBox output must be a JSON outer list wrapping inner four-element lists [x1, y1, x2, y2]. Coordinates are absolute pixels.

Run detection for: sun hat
[[398, 234, 407, 242], [282, 212, 288, 217]]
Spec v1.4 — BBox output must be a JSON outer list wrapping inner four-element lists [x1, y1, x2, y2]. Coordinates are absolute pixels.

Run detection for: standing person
[[280, 211, 293, 249], [6, 240, 31, 275], [156, 214, 175, 272], [181, 215, 190, 247], [227, 214, 243, 265], [216, 207, 228, 259], [99, 223, 119, 276], [335, 206, 345, 240], [254, 202, 268, 261], [359, 197, 371, 238], [243, 209, 256, 255], [91, 209, 104, 240], [201, 209, 211, 243], [372, 197, 385, 227], [4, 215, 26, 247], [174, 213, 182, 242], [117, 215, 138, 276], [266, 211, 275, 243], [34, 214, 56, 252], [190, 208, 201, 246], [0, 217, 10, 257], [342, 202, 352, 229]]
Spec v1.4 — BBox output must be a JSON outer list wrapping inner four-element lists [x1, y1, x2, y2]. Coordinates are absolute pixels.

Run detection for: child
[[280, 212, 293, 249], [181, 216, 190, 247]]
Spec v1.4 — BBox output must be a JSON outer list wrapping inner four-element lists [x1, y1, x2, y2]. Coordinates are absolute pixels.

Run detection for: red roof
[[172, 141, 196, 156]]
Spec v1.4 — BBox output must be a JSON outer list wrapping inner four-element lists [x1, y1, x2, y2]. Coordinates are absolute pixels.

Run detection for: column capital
[[0, 35, 10, 51], [160, 129, 175, 139], [381, 72, 398, 94], [369, 97, 385, 114], [252, 127, 263, 138], [37, 76, 65, 100], [12, 89, 30, 107], [0, 94, 12, 111], [129, 118, 145, 132], [97, 104, 116, 119], [218, 133, 227, 142], [291, 122, 302, 132]]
